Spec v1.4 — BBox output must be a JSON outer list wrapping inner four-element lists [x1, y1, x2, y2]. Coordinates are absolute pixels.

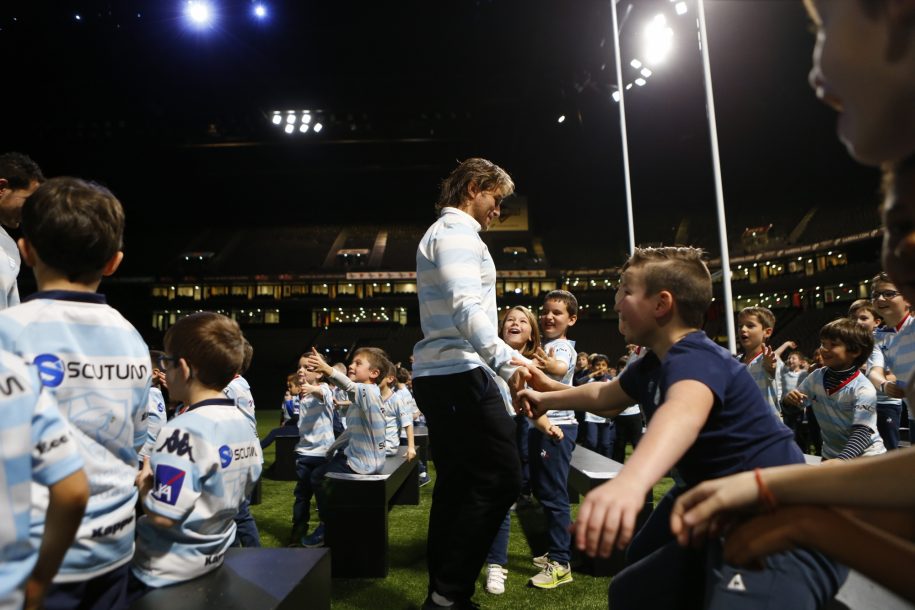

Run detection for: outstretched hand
[[762, 344, 778, 377], [304, 347, 333, 376]]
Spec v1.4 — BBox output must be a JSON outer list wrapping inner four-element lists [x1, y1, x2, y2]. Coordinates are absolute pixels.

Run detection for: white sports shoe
[[485, 564, 508, 595], [532, 553, 550, 569]]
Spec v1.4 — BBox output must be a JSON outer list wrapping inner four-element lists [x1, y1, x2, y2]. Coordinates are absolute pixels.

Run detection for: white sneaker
[[485, 564, 508, 595]]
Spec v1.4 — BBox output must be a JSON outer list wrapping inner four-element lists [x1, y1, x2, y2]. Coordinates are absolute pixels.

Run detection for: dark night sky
[[1, 0, 881, 265]]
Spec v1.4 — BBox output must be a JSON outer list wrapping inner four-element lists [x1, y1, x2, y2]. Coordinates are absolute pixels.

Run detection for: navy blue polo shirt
[[618, 331, 802, 487]]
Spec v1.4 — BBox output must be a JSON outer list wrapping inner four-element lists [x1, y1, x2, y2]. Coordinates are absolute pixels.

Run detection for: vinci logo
[[33, 354, 65, 388], [151, 465, 186, 506]]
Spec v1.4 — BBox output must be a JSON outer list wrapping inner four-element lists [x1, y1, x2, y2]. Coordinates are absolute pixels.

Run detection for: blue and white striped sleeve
[[429, 231, 518, 380]]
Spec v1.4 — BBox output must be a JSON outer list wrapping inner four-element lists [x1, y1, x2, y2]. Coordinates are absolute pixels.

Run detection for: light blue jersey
[[542, 338, 578, 425], [324, 369, 385, 475], [224, 375, 257, 437], [868, 315, 915, 417], [0, 353, 83, 609], [0, 290, 150, 582], [413, 208, 522, 383], [799, 369, 885, 460], [132, 398, 262, 587], [381, 392, 413, 455], [295, 384, 336, 457], [140, 387, 167, 458], [583, 376, 612, 424], [0, 228, 20, 311], [745, 351, 783, 417]]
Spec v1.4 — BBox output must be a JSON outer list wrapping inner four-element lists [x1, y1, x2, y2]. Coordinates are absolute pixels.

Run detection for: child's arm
[[305, 349, 359, 396], [573, 379, 715, 558], [404, 423, 416, 462], [773, 340, 797, 359], [762, 344, 779, 378], [722, 506, 915, 604], [517, 376, 636, 420], [531, 413, 563, 440], [26, 469, 89, 610], [533, 347, 569, 377]]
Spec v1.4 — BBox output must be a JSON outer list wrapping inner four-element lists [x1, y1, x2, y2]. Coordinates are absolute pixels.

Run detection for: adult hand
[[573, 478, 648, 557], [511, 359, 559, 392], [516, 388, 547, 418], [670, 470, 759, 547], [722, 505, 835, 567], [884, 381, 906, 399]]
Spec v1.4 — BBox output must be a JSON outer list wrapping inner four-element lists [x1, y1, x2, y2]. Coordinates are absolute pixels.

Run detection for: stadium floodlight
[[635, 78, 646, 87], [286, 113, 296, 124], [185, 1, 214, 27], [253, 3, 267, 18], [284, 124, 294, 134], [612, 91, 621, 102], [675, 2, 688, 15], [301, 113, 312, 124], [640, 67, 652, 78], [644, 14, 673, 65], [557, 115, 566, 123], [75, 14, 81, 20], [630, 59, 642, 69], [271, 113, 282, 125], [299, 123, 309, 133], [313, 122, 323, 133]]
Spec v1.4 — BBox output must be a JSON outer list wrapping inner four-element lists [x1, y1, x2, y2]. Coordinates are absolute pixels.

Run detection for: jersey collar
[[23, 290, 106, 304], [186, 397, 236, 412]]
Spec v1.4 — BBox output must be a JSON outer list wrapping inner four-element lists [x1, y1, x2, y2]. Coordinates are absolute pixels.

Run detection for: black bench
[[268, 431, 301, 481], [129, 548, 330, 610], [323, 451, 420, 577], [413, 424, 430, 462], [567, 446, 653, 576]]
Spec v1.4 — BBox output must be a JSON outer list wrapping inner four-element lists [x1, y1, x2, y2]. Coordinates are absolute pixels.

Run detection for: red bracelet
[[754, 468, 778, 511]]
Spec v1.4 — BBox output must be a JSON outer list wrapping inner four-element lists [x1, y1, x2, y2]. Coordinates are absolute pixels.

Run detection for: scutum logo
[[219, 445, 232, 468], [33, 354, 65, 388]]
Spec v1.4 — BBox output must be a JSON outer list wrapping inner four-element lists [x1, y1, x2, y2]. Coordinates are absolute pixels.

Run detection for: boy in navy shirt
[[518, 246, 846, 609]]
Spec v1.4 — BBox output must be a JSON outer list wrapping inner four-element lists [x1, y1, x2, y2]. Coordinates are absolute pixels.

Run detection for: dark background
[[1, 0, 881, 266]]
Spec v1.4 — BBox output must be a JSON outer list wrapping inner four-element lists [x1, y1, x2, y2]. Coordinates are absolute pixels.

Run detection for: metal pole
[[696, 0, 736, 354], [611, 0, 636, 255]]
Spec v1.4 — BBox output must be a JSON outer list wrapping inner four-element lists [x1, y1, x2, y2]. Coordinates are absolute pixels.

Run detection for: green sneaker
[[529, 561, 573, 589]]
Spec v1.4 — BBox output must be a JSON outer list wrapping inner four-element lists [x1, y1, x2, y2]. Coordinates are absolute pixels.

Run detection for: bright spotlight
[[271, 113, 282, 125], [301, 113, 312, 124], [313, 122, 323, 133], [645, 14, 673, 65], [635, 78, 647, 87], [612, 91, 621, 102], [630, 59, 642, 69], [185, 1, 213, 27], [557, 115, 566, 124], [675, 2, 688, 16], [284, 124, 294, 134], [286, 114, 296, 124], [253, 4, 267, 18], [299, 123, 309, 133]]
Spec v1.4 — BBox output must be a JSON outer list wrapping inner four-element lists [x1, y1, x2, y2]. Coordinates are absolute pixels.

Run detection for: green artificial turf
[[251, 419, 674, 609]]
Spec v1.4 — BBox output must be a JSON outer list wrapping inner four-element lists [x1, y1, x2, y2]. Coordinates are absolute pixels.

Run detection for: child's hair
[[848, 298, 882, 322], [739, 306, 776, 330], [436, 158, 514, 213], [286, 372, 299, 387], [616, 357, 629, 370], [499, 305, 541, 359], [819, 318, 875, 368], [164, 312, 245, 390], [332, 362, 347, 374], [352, 347, 393, 385], [0, 152, 44, 189], [621, 247, 712, 328], [870, 271, 895, 289], [240, 339, 253, 374], [21, 177, 124, 283], [395, 366, 411, 384], [543, 289, 579, 318], [589, 353, 610, 367], [577, 351, 589, 362]]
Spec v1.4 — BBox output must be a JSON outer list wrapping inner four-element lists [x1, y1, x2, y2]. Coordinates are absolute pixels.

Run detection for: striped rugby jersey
[[324, 369, 386, 475], [744, 351, 783, 417], [0, 290, 150, 582], [140, 386, 167, 458], [0, 228, 20, 311], [867, 315, 914, 409], [798, 368, 885, 460], [294, 383, 336, 457], [542, 337, 578, 425], [224, 375, 257, 438], [413, 208, 522, 383], [0, 353, 83, 609], [132, 398, 261, 587], [381, 392, 413, 455]]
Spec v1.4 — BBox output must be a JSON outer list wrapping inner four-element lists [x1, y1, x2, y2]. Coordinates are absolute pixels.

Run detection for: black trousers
[[413, 368, 522, 602]]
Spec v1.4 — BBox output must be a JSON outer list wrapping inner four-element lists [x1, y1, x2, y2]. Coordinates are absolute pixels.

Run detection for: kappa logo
[[152, 465, 186, 506], [727, 573, 747, 592], [219, 445, 233, 468], [33, 354, 65, 388], [156, 429, 196, 462]]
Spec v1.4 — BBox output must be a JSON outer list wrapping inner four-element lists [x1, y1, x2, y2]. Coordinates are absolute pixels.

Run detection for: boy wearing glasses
[[130, 313, 261, 595], [866, 272, 913, 448], [0, 177, 150, 610]]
